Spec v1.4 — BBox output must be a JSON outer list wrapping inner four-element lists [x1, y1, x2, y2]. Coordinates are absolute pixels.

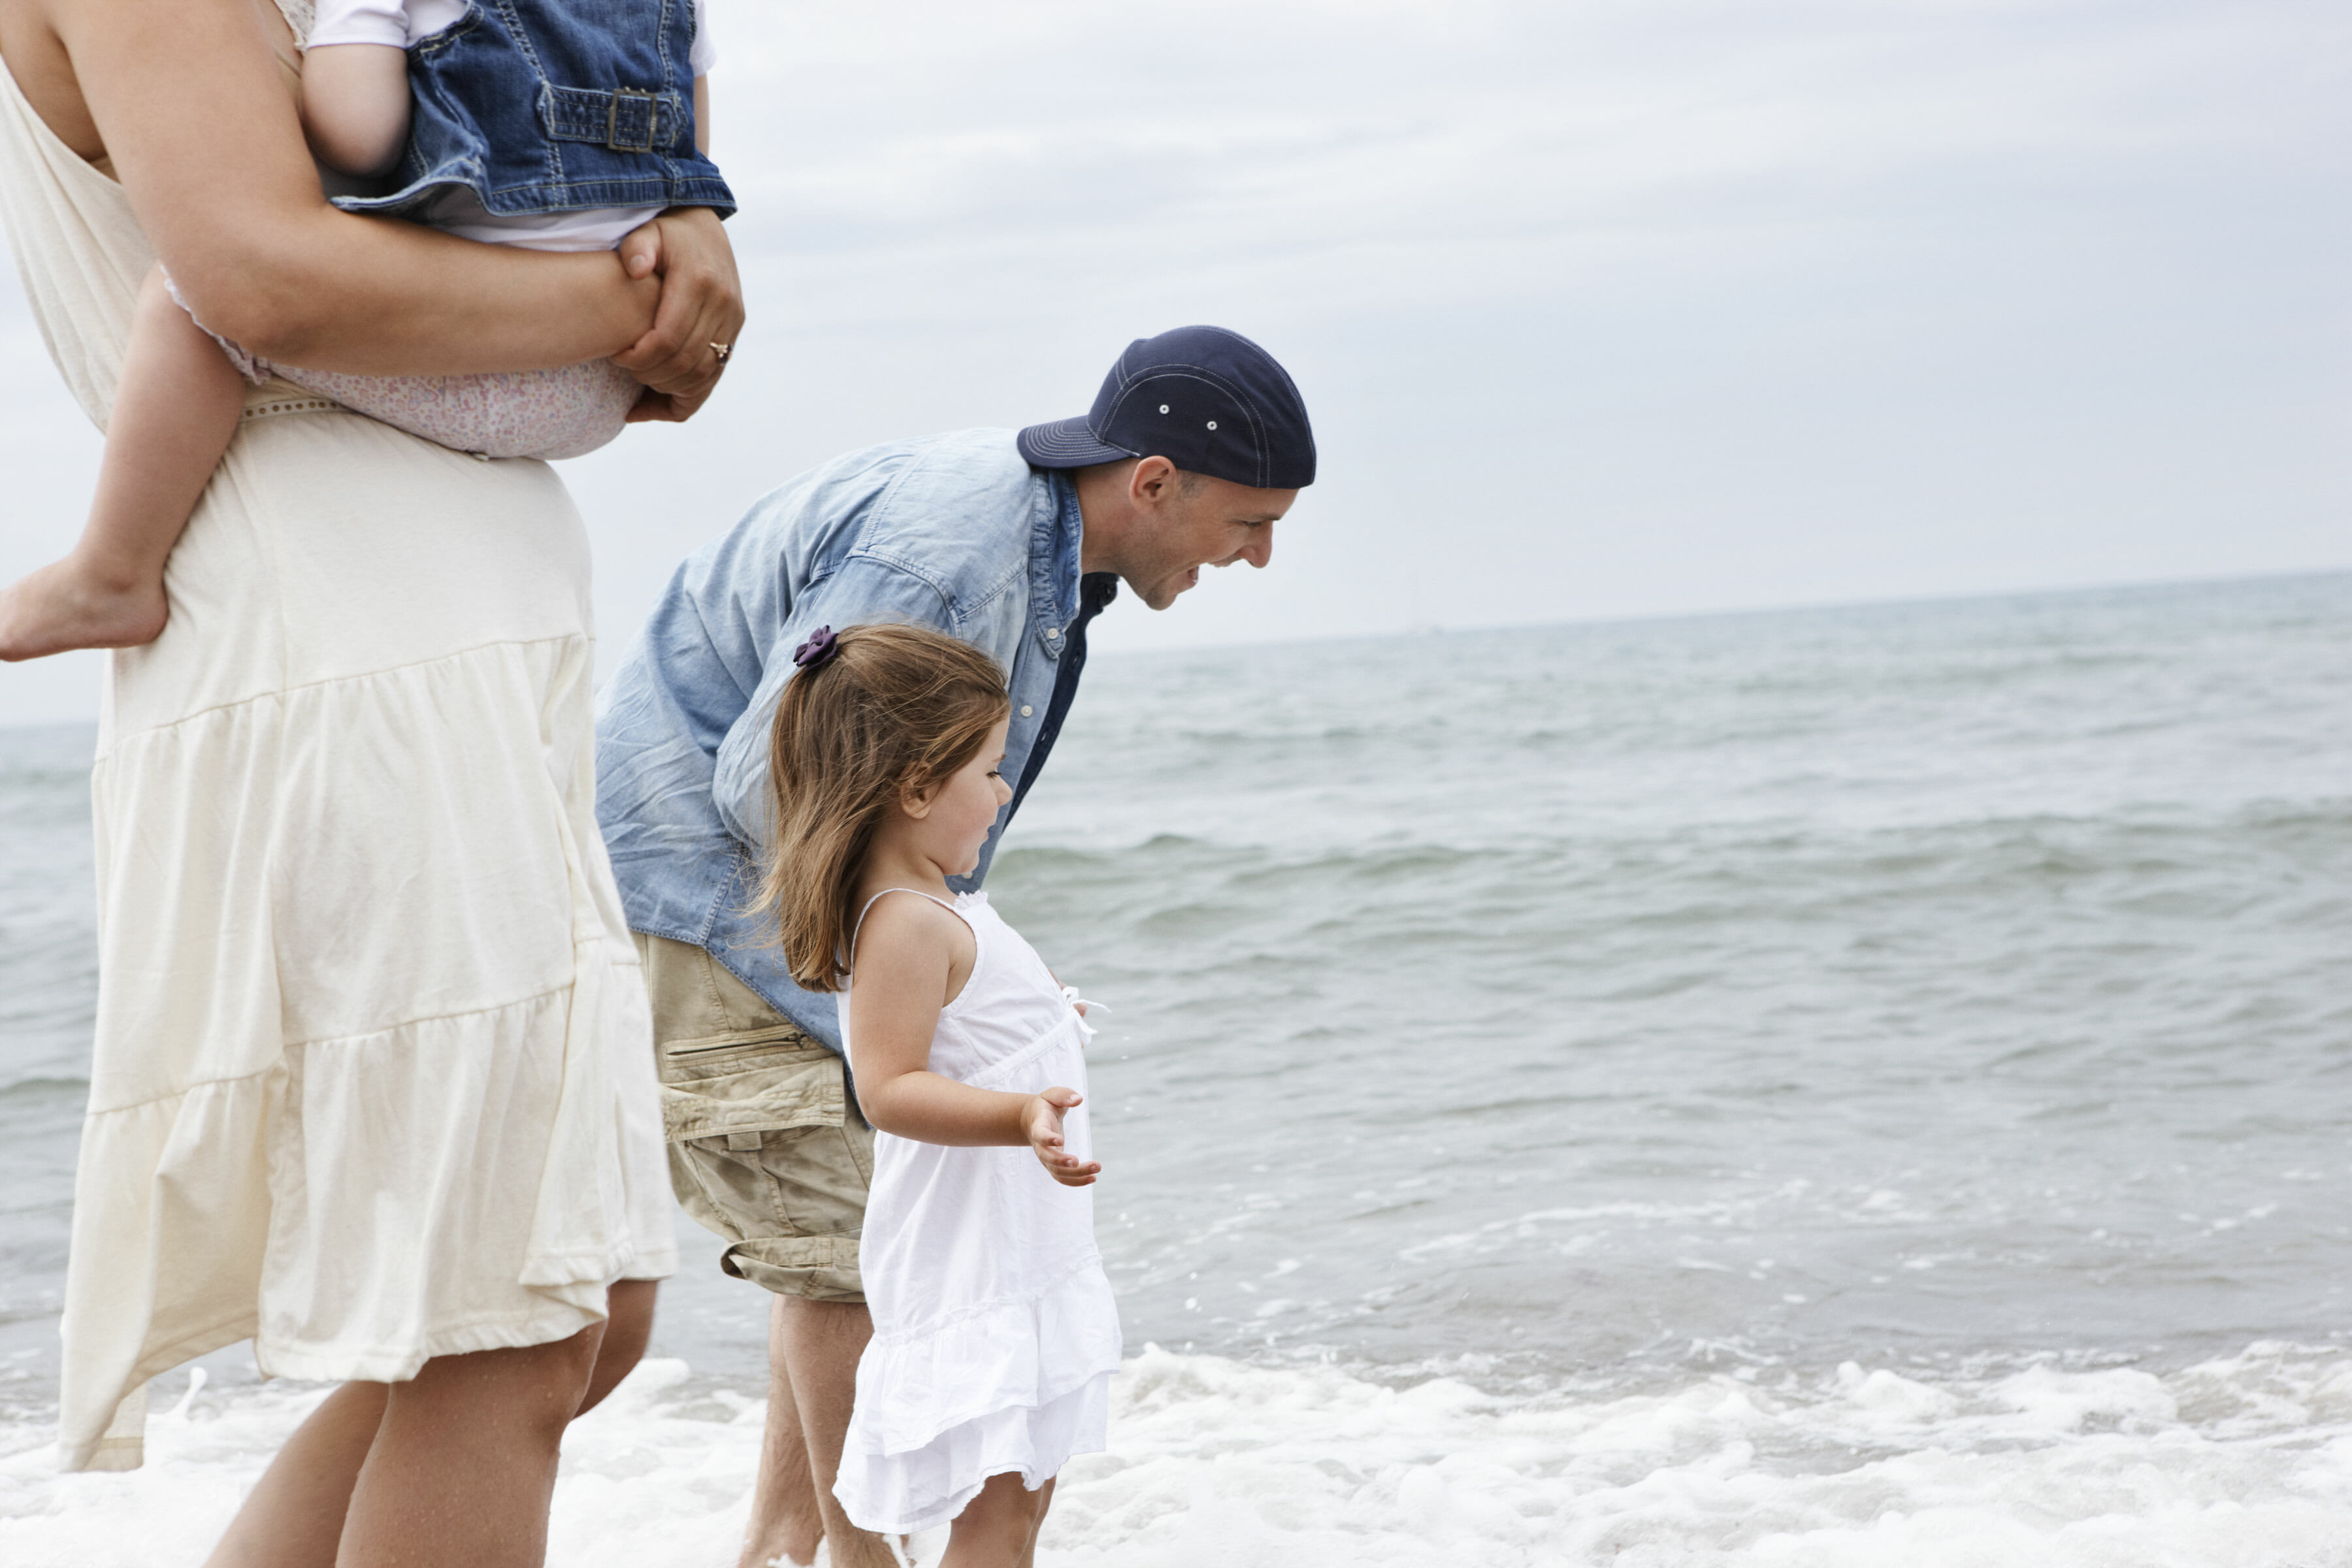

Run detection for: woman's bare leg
[[201, 1383, 390, 1568], [738, 1296, 824, 1567], [334, 1320, 606, 1568], [204, 1281, 650, 1568], [0, 263, 245, 661], [941, 1473, 1052, 1568], [576, 1279, 657, 1418]]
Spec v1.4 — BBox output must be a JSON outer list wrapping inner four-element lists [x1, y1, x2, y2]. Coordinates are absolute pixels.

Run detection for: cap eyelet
[[1160, 404, 1170, 414], [1206, 420, 1218, 431]]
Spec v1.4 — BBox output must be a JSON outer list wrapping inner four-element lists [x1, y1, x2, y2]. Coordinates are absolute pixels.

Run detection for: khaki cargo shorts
[[635, 932, 870, 1303]]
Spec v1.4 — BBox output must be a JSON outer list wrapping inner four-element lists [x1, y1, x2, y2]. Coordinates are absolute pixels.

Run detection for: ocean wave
[[996, 800, 2352, 930], [6, 1343, 2352, 1565]]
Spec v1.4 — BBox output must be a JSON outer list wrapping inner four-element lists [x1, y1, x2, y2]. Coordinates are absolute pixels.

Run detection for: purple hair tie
[[792, 625, 840, 671]]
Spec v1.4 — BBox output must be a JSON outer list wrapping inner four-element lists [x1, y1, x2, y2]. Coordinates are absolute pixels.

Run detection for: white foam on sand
[[7, 1343, 2352, 1566]]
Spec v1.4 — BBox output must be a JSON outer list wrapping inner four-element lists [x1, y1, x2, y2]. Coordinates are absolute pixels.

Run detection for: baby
[[0, 0, 732, 662]]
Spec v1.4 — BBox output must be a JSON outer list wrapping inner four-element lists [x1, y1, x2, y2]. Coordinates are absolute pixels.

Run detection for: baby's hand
[[1023, 1088, 1101, 1188]]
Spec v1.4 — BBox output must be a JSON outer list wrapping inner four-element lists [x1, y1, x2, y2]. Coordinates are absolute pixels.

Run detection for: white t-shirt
[[306, 0, 715, 253], [308, 0, 714, 71]]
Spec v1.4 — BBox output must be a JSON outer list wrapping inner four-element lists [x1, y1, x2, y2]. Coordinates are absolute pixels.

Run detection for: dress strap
[[847, 887, 967, 968]]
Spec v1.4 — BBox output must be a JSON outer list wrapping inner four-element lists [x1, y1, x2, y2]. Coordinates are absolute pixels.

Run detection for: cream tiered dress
[[0, 13, 676, 1473]]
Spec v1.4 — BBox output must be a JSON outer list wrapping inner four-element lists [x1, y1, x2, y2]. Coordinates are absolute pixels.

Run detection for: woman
[[0, 0, 741, 1561]]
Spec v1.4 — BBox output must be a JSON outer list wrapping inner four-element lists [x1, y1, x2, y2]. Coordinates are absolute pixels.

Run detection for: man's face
[[1125, 473, 1298, 612]]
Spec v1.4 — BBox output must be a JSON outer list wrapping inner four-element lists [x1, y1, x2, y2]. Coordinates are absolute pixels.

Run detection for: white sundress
[[832, 890, 1124, 1535]]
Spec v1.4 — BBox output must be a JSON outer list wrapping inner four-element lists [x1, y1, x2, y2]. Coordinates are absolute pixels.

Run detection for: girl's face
[[909, 717, 1013, 875]]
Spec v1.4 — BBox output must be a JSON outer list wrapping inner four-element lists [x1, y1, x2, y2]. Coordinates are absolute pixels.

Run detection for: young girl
[[0, 0, 730, 662], [766, 622, 1124, 1566]]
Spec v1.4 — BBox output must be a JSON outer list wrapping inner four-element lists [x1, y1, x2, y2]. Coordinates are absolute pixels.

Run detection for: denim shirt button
[[1045, 627, 1058, 639], [1021, 705, 1034, 717]]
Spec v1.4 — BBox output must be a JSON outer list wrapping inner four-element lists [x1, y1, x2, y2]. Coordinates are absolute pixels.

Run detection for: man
[[595, 326, 1315, 1568]]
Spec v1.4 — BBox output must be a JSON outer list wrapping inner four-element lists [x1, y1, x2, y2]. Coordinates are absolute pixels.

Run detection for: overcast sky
[[3, 0, 2346, 725]]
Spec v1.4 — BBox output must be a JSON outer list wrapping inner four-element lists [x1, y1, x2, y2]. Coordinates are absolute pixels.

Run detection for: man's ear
[[1130, 455, 1179, 509]]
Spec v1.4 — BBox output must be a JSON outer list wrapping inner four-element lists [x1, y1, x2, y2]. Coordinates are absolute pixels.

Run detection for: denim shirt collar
[[1030, 470, 1085, 658]]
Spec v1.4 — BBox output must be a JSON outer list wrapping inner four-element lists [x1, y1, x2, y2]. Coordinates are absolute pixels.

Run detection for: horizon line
[[3, 563, 2345, 736]]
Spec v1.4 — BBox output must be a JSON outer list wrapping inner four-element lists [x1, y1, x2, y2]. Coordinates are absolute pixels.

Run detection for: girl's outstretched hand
[[614, 206, 745, 423], [1023, 1088, 1101, 1188]]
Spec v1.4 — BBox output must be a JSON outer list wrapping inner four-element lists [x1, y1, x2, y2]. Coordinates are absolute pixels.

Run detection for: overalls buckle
[[605, 89, 659, 154]]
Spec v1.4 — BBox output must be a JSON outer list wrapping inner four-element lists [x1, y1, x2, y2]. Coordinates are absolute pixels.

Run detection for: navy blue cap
[[1018, 326, 1316, 490]]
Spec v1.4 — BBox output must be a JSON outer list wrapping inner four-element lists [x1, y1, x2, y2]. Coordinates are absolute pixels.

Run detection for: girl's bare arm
[[29, 0, 738, 403], [848, 899, 1102, 1185]]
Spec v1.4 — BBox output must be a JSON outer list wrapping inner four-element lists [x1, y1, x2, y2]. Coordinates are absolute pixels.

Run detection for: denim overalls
[[335, 0, 735, 223]]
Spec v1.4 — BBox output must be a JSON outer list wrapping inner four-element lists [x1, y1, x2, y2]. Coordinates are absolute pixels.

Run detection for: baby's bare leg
[[0, 263, 246, 661]]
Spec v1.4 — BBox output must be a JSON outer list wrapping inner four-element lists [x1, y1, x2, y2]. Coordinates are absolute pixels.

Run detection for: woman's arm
[[848, 898, 1102, 1186], [49, 0, 740, 396], [613, 207, 740, 423]]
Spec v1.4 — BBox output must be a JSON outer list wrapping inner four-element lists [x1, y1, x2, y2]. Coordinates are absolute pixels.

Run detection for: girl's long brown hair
[[759, 623, 1011, 991]]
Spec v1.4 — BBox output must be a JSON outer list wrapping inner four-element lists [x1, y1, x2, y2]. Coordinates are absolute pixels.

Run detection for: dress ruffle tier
[[839, 1228, 1122, 1533]]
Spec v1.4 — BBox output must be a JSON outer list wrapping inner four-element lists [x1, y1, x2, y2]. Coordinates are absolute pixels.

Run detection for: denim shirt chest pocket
[[341, 0, 736, 222]]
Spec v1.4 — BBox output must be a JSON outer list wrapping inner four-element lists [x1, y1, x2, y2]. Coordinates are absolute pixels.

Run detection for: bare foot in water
[[0, 555, 169, 660]]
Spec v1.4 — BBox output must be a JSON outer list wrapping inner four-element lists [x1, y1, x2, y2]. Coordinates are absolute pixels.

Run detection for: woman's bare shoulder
[[0, 0, 298, 174], [0, 0, 103, 163]]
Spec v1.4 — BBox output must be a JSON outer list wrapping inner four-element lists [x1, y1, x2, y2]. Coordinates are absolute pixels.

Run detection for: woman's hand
[[615, 206, 745, 423], [1024, 1088, 1101, 1187]]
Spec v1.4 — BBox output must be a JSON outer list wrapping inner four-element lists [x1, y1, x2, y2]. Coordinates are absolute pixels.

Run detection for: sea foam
[[6, 1343, 2352, 1565]]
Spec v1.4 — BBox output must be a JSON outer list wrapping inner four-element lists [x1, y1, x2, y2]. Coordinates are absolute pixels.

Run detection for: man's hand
[[614, 205, 745, 423], [1023, 1088, 1100, 1187]]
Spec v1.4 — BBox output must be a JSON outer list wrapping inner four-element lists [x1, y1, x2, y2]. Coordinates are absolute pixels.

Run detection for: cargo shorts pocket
[[723, 1233, 865, 1304], [659, 1026, 872, 1246]]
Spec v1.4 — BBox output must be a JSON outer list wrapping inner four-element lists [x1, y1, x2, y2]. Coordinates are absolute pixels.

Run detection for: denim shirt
[[338, 0, 734, 223], [595, 429, 1098, 1052]]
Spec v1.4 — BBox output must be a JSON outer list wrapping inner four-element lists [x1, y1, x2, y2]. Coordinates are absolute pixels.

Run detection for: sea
[[2, 571, 2349, 1565]]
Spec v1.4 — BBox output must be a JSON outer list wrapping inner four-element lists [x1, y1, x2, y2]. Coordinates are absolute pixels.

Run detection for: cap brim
[[1017, 416, 1137, 470]]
